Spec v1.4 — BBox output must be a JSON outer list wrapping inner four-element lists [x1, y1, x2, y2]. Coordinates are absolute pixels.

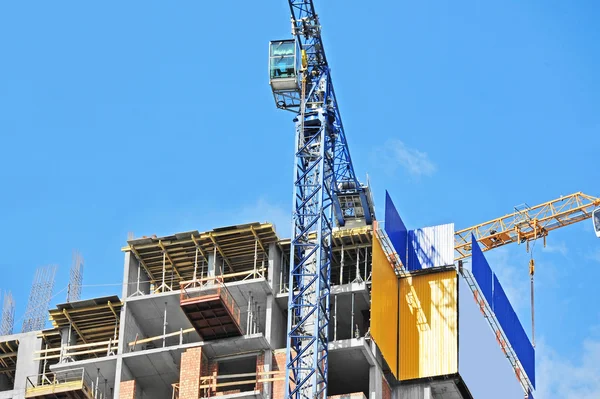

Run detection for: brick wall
[[179, 347, 203, 399], [119, 380, 136, 399], [272, 349, 287, 399], [256, 352, 265, 393], [382, 376, 392, 399]]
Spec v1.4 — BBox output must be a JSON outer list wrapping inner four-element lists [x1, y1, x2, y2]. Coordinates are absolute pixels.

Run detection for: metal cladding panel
[[384, 191, 408, 266], [407, 224, 455, 271], [471, 235, 493, 305], [399, 270, 458, 381], [458, 276, 526, 398], [493, 275, 536, 388], [407, 230, 422, 271], [371, 234, 399, 379]]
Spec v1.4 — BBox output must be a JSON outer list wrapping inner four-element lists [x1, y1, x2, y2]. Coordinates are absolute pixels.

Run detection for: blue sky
[[1, 1, 599, 397]]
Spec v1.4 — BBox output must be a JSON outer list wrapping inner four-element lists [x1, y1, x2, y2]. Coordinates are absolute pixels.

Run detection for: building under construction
[[0, 196, 546, 399], [9, 0, 600, 396]]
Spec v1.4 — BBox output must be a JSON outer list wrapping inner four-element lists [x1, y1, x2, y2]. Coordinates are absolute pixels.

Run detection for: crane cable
[[527, 240, 536, 348]]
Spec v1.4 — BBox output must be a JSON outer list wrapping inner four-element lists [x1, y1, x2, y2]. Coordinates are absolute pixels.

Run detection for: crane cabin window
[[593, 208, 600, 238], [270, 40, 297, 79]]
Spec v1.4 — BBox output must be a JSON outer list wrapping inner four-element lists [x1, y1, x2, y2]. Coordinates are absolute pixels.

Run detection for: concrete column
[[369, 364, 383, 399], [122, 252, 150, 298], [13, 332, 42, 393], [115, 359, 138, 398], [264, 295, 285, 348], [207, 251, 222, 280], [60, 327, 77, 347], [59, 327, 78, 362], [268, 243, 281, 292]]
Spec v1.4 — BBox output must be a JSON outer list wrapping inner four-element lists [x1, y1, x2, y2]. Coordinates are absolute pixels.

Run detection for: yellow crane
[[455, 192, 600, 261]]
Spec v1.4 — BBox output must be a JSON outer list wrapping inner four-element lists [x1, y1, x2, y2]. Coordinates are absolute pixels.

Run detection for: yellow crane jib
[[454, 192, 600, 261]]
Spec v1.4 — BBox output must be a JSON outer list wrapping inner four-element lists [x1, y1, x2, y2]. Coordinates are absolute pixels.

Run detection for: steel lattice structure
[[67, 250, 84, 303], [271, 1, 375, 397], [0, 291, 15, 336], [22, 265, 57, 333], [455, 192, 600, 260]]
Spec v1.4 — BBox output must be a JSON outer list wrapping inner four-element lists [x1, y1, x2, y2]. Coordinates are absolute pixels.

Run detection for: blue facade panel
[[384, 191, 408, 266], [493, 275, 536, 388], [407, 229, 422, 271], [471, 235, 493, 306]]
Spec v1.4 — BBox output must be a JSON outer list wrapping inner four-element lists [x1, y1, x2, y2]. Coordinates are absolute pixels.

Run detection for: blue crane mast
[[269, 2, 375, 398]]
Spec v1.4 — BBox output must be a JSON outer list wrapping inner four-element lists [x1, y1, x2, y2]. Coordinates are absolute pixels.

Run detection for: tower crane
[[269, 1, 375, 398]]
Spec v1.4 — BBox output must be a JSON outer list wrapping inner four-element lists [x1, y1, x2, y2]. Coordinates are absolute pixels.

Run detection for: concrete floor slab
[[50, 356, 117, 398], [327, 338, 374, 397]]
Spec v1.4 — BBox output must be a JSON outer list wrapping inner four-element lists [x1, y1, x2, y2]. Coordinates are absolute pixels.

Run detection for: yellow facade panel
[[371, 234, 399, 379], [399, 270, 458, 381]]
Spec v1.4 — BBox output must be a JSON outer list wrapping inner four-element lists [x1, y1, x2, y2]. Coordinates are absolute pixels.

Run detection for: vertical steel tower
[[269, 2, 375, 397]]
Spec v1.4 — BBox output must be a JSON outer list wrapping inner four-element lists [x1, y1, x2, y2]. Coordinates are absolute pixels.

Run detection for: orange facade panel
[[399, 269, 458, 381], [371, 234, 399, 379]]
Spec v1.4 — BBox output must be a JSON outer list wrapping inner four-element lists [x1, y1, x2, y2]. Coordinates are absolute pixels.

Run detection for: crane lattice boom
[[455, 192, 600, 260]]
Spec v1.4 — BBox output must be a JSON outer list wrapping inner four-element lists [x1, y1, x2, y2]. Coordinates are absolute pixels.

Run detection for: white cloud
[[537, 336, 600, 398], [585, 248, 600, 263], [542, 241, 568, 256], [379, 139, 436, 177], [237, 197, 291, 237]]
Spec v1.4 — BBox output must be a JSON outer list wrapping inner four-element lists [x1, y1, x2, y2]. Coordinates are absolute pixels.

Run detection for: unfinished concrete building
[[0, 218, 527, 399]]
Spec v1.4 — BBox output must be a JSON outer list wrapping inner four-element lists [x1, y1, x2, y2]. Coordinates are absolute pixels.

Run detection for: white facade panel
[[408, 223, 455, 270], [459, 276, 526, 398]]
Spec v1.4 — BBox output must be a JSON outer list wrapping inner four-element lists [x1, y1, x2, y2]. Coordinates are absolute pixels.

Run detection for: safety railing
[[129, 266, 268, 299], [374, 225, 407, 277], [180, 277, 241, 328], [128, 327, 197, 352], [33, 339, 118, 362], [25, 367, 109, 398], [171, 370, 285, 398]]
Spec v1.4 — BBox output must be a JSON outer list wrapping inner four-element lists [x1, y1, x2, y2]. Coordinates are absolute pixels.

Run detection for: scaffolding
[[22, 265, 57, 333]]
